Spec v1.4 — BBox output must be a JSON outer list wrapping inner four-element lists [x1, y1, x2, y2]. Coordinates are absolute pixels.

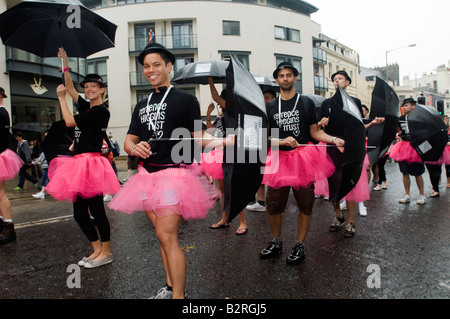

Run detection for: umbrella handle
[[61, 57, 65, 85]]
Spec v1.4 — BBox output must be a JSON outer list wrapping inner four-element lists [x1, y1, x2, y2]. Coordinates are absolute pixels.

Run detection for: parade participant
[[45, 48, 121, 268], [13, 131, 39, 190], [108, 43, 232, 298], [206, 77, 248, 235], [0, 87, 24, 244], [389, 98, 426, 205], [318, 70, 371, 237], [259, 62, 343, 265]]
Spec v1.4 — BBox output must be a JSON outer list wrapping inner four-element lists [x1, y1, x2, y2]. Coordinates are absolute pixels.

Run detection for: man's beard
[[280, 82, 294, 92]]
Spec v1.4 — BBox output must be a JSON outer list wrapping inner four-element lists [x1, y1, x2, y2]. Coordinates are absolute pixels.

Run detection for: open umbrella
[[253, 74, 280, 93], [408, 103, 447, 162], [222, 54, 268, 223], [329, 87, 366, 203], [12, 122, 43, 133], [171, 60, 229, 85], [0, 0, 117, 58], [40, 120, 74, 163], [367, 77, 400, 165]]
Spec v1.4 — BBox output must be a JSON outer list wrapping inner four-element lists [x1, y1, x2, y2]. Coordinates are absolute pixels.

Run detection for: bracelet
[[130, 144, 137, 155], [60, 66, 71, 72], [332, 136, 337, 144]]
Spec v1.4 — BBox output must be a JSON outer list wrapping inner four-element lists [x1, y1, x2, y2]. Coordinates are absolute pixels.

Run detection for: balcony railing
[[129, 34, 198, 53], [314, 75, 328, 91], [313, 47, 327, 64]]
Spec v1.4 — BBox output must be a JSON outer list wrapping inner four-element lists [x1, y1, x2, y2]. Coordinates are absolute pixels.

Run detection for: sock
[[272, 237, 282, 243], [166, 284, 173, 291], [4, 219, 12, 223]]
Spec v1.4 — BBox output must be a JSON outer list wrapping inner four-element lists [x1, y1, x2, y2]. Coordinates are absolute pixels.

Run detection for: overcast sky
[[310, 0, 450, 82]]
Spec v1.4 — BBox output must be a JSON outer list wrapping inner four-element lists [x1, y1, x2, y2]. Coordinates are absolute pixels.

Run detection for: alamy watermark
[[66, 5, 81, 29], [366, 264, 381, 289]]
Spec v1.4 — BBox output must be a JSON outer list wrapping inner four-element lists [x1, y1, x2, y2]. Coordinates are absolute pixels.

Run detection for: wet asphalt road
[[0, 158, 449, 302]]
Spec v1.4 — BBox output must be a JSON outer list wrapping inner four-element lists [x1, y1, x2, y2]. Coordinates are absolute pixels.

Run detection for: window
[[275, 54, 302, 93], [134, 23, 155, 51], [87, 58, 108, 83], [172, 21, 193, 48], [223, 21, 240, 36], [274, 26, 300, 43], [220, 51, 250, 71], [173, 55, 194, 75]]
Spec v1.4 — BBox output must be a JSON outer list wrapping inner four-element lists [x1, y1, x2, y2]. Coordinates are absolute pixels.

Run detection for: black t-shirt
[[398, 115, 411, 141], [266, 94, 317, 151], [127, 87, 202, 170], [318, 93, 363, 139], [0, 107, 10, 153], [73, 97, 110, 155]]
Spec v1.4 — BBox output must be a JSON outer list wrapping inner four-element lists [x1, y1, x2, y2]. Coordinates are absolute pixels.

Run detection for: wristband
[[60, 66, 71, 72], [130, 145, 137, 155], [332, 136, 337, 144]]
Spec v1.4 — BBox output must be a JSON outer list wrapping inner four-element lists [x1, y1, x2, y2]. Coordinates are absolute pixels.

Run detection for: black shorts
[[266, 185, 315, 216], [127, 155, 139, 170], [399, 161, 425, 176]]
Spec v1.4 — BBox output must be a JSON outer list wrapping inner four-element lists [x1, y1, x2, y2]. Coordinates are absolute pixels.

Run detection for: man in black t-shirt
[[259, 62, 344, 265]]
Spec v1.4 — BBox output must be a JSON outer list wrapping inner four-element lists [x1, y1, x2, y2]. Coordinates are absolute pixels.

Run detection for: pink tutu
[[108, 164, 220, 220], [200, 149, 224, 180], [425, 145, 450, 165], [263, 144, 335, 190], [0, 149, 24, 181], [46, 153, 121, 202], [390, 140, 422, 163], [314, 178, 329, 197], [343, 154, 370, 202]]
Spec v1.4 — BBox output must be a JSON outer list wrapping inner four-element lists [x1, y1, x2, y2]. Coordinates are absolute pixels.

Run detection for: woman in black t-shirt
[[45, 48, 121, 269]]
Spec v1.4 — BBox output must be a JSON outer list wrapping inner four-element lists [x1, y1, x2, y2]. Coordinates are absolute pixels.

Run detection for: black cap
[[138, 42, 176, 65], [273, 62, 299, 79], [331, 70, 352, 85], [80, 74, 106, 88], [402, 97, 417, 106], [0, 87, 7, 98]]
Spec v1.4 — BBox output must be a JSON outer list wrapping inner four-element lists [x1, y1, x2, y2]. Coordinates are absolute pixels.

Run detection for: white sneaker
[[340, 200, 347, 211], [32, 192, 45, 199], [122, 177, 129, 182], [246, 202, 266, 212], [358, 202, 367, 216], [103, 194, 113, 202], [416, 195, 426, 205], [399, 195, 411, 204]]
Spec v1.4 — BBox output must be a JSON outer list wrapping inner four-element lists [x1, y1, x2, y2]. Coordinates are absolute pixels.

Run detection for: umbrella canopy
[[41, 120, 74, 163], [12, 122, 43, 133], [408, 104, 447, 162], [332, 87, 366, 203], [304, 94, 325, 109], [253, 74, 280, 92], [171, 60, 229, 85], [0, 0, 117, 58], [367, 77, 400, 165], [222, 54, 268, 223]]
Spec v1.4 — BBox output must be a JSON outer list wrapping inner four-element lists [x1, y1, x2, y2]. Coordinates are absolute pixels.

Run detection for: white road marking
[[15, 215, 73, 229]]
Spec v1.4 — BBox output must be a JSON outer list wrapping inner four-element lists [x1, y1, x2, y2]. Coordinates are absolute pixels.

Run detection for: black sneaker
[[260, 241, 282, 259], [329, 216, 346, 232], [286, 243, 305, 265]]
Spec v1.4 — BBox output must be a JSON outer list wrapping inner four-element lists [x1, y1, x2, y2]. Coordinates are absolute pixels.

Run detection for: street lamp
[[385, 44, 416, 84]]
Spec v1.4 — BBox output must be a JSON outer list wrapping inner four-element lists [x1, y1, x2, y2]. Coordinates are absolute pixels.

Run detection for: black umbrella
[[171, 60, 229, 85], [408, 103, 447, 162], [41, 120, 74, 163], [253, 74, 280, 92], [367, 77, 400, 165], [330, 87, 366, 203], [12, 122, 43, 133], [222, 54, 268, 223], [0, 0, 117, 58]]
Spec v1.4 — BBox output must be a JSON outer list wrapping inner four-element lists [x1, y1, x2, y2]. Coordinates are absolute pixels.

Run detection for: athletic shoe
[[286, 243, 305, 265], [398, 195, 411, 204], [358, 203, 367, 216], [103, 194, 113, 202], [416, 195, 426, 205], [246, 202, 266, 212], [149, 286, 173, 299], [340, 200, 347, 211], [13, 186, 22, 191], [259, 241, 283, 259], [32, 192, 45, 199], [344, 223, 356, 238], [329, 216, 345, 232]]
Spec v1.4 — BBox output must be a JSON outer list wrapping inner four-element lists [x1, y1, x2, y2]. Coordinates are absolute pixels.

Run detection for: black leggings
[[377, 156, 388, 184], [425, 163, 442, 193], [73, 195, 110, 242]]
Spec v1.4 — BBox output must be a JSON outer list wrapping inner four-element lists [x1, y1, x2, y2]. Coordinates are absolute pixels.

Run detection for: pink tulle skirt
[[0, 149, 24, 182], [46, 153, 121, 202], [314, 178, 329, 198], [262, 144, 335, 190], [200, 149, 224, 180], [108, 164, 220, 220], [343, 154, 370, 202], [390, 140, 422, 163], [425, 145, 450, 165]]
